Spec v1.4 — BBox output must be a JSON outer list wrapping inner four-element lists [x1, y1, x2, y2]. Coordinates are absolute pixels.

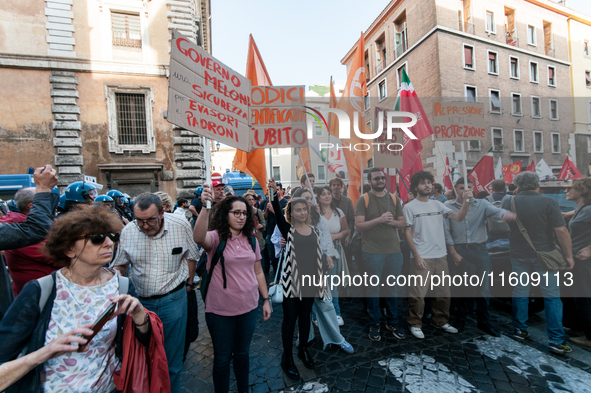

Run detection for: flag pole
[[268, 148, 274, 202], [435, 141, 454, 189], [386, 168, 390, 211], [461, 141, 470, 202], [396, 169, 410, 193], [297, 148, 317, 204], [204, 136, 212, 209]]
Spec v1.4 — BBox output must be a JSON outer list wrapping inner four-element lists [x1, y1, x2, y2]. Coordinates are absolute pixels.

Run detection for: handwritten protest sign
[[167, 30, 252, 151], [432, 102, 486, 141], [250, 86, 308, 149], [372, 108, 403, 168]]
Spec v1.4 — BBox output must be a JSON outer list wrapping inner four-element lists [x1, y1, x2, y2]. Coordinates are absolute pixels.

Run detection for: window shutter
[[464, 47, 472, 66]]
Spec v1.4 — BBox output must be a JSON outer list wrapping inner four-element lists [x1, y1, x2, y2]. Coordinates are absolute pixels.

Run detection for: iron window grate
[[116, 93, 147, 145]]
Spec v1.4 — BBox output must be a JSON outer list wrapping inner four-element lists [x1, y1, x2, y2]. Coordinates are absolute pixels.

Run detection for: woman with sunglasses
[[268, 179, 340, 380], [193, 185, 271, 393], [563, 178, 591, 347], [0, 205, 152, 392]]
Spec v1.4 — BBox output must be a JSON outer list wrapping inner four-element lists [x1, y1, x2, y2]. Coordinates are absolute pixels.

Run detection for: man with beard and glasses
[[403, 171, 472, 339], [355, 167, 406, 342]]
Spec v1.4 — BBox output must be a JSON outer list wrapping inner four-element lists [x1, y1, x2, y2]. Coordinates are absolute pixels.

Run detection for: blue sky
[[211, 0, 591, 88]]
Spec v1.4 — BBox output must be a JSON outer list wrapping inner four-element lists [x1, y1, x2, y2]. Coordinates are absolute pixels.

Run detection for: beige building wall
[[568, 18, 591, 176], [0, 0, 211, 198], [343, 0, 578, 184]]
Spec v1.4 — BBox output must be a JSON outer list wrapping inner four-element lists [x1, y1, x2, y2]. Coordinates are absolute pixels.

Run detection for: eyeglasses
[[136, 217, 159, 226], [78, 233, 121, 245], [229, 210, 248, 218]]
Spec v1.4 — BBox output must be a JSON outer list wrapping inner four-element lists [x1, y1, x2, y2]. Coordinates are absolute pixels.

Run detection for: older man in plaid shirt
[[114, 192, 198, 392]]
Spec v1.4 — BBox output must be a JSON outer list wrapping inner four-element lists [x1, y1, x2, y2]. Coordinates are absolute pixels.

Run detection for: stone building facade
[[341, 0, 589, 181], [0, 0, 211, 197]]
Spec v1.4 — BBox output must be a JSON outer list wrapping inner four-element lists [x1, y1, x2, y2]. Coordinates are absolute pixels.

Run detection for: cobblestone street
[[181, 293, 591, 393]]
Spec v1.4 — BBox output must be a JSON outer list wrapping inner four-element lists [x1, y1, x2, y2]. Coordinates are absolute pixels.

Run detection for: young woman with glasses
[[0, 205, 153, 392], [193, 185, 271, 393]]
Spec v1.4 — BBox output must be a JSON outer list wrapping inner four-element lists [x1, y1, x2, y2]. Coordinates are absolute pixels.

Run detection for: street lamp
[[215, 141, 220, 151]]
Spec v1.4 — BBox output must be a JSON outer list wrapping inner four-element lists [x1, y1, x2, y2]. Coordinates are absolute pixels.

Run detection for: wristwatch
[[262, 297, 270, 302], [186, 282, 197, 289]]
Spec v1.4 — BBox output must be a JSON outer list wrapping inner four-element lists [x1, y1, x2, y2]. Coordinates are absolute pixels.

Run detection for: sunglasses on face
[[229, 210, 248, 218], [78, 233, 121, 245]]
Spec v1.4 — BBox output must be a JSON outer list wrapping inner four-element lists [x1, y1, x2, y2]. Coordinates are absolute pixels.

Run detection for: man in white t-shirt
[[403, 171, 472, 339]]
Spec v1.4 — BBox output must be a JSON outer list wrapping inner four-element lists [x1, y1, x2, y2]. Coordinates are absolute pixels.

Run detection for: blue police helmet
[[58, 194, 66, 209], [106, 190, 124, 198], [95, 195, 114, 203], [195, 186, 203, 196], [51, 186, 60, 196], [65, 181, 96, 203], [7, 200, 19, 213]]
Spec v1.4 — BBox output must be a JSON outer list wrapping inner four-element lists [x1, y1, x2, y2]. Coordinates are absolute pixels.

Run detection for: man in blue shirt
[[444, 178, 515, 336]]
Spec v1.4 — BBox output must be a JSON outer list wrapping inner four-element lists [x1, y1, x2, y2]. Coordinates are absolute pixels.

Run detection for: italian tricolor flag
[[395, 68, 433, 201], [468, 148, 495, 194]]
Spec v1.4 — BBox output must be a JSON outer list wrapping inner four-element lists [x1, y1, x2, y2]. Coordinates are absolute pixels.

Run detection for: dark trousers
[[282, 297, 314, 357], [205, 308, 257, 393], [454, 244, 492, 324], [563, 260, 591, 339]]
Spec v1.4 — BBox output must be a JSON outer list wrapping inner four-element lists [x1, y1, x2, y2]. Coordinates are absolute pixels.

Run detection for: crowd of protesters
[[0, 164, 590, 392]]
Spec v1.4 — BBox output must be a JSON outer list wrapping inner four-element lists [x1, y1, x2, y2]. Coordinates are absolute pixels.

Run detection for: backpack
[[197, 234, 257, 302], [485, 195, 510, 235], [349, 193, 399, 254], [362, 192, 397, 208]]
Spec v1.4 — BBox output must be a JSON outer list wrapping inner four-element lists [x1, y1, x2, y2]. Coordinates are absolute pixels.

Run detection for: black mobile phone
[[77, 302, 117, 352]]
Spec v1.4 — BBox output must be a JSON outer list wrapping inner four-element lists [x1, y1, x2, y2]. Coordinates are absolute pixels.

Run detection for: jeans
[[205, 308, 257, 393], [140, 288, 187, 393], [511, 256, 565, 344], [363, 252, 403, 326], [454, 244, 491, 324]]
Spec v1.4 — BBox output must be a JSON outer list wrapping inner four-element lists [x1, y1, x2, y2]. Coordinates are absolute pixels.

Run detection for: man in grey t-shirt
[[502, 172, 574, 355], [403, 171, 472, 340]]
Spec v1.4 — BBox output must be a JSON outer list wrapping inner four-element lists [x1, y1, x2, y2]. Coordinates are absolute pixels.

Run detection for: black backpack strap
[[208, 240, 227, 289], [250, 234, 257, 252]]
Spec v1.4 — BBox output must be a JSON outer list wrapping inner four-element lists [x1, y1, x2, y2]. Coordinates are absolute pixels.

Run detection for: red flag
[[468, 148, 495, 194], [232, 35, 270, 194], [444, 156, 453, 191], [526, 160, 536, 173], [558, 151, 583, 180], [502, 161, 522, 183], [396, 68, 434, 202]]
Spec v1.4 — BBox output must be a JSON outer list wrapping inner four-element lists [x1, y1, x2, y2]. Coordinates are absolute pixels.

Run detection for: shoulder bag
[[510, 197, 566, 271], [267, 247, 285, 304]]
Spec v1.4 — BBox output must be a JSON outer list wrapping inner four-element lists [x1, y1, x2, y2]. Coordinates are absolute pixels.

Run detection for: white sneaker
[[336, 316, 344, 326], [410, 327, 424, 339], [434, 323, 458, 334]]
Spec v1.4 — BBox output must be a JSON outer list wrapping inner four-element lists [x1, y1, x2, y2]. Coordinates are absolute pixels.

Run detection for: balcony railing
[[463, 22, 474, 35], [506, 36, 518, 47], [376, 62, 384, 75]]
